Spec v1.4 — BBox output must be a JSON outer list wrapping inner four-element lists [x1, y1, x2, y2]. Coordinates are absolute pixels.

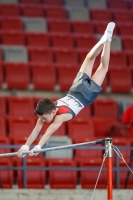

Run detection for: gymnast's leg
[[79, 22, 115, 80]]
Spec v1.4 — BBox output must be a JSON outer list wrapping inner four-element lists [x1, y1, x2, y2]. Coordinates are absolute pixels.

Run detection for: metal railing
[[0, 144, 132, 189]]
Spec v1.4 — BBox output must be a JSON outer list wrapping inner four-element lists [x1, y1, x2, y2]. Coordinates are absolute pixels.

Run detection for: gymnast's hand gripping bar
[[0, 138, 111, 158]]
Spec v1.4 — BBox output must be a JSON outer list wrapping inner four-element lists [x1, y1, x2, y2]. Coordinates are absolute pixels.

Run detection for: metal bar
[[0, 138, 106, 157], [105, 138, 113, 200]]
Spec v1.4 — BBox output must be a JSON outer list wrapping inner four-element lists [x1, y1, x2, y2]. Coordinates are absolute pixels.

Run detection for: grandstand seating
[[44, 6, 67, 19], [67, 117, 94, 140], [45, 136, 72, 158], [0, 64, 4, 88], [93, 98, 118, 118], [80, 159, 108, 188], [31, 63, 56, 90], [68, 8, 90, 21], [0, 158, 13, 188], [28, 47, 53, 63], [21, 5, 44, 18], [71, 21, 95, 34], [48, 19, 71, 33], [8, 116, 35, 137], [92, 117, 117, 137], [7, 96, 35, 116], [57, 64, 79, 91], [0, 117, 7, 136], [75, 34, 97, 49], [4, 62, 30, 89], [64, 0, 85, 8], [90, 9, 112, 22], [118, 23, 133, 37], [112, 10, 133, 24], [74, 137, 102, 161], [54, 48, 78, 64], [26, 32, 50, 47], [0, 4, 20, 17], [17, 157, 46, 188], [87, 0, 107, 9], [109, 68, 132, 93], [0, 0, 132, 189], [42, 0, 63, 6], [0, 97, 6, 116], [0, 17, 23, 31], [48, 159, 77, 188], [108, 0, 129, 10], [1, 31, 25, 45], [51, 33, 74, 48]]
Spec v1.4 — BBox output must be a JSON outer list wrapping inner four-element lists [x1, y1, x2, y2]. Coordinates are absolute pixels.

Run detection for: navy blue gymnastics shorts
[[68, 72, 102, 107]]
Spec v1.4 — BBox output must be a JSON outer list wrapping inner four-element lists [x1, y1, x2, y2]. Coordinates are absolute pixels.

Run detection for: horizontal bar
[[0, 138, 106, 158]]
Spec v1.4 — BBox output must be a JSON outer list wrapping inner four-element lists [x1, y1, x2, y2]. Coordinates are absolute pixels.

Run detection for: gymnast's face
[[39, 110, 56, 123]]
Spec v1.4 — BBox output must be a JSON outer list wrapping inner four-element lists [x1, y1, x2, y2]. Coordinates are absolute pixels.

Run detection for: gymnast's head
[[34, 98, 56, 123]]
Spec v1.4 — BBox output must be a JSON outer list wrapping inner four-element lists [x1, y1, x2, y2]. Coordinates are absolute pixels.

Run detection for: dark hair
[[34, 98, 56, 115]]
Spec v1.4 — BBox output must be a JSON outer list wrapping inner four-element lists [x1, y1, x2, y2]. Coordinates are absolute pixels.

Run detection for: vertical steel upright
[[105, 138, 113, 200]]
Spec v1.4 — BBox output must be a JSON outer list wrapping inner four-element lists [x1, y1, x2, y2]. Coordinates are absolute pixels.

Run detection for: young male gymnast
[[18, 22, 115, 158]]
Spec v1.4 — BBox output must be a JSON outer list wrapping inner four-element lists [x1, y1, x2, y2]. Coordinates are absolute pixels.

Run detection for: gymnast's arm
[[25, 117, 44, 146], [17, 118, 44, 156]]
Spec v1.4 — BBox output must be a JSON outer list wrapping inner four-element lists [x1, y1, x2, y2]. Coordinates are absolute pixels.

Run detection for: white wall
[[0, 189, 133, 200]]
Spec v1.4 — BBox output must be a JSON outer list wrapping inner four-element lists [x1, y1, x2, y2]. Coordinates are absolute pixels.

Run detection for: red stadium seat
[[26, 33, 50, 47], [71, 21, 95, 35], [0, 17, 23, 31], [57, 64, 79, 91], [8, 116, 34, 137], [1, 31, 25, 45], [0, 63, 3, 88], [80, 159, 108, 188], [21, 5, 44, 17], [54, 48, 78, 64], [44, 6, 67, 19], [92, 117, 117, 137], [48, 19, 71, 33], [48, 159, 77, 188], [28, 47, 54, 63], [95, 21, 118, 35], [74, 137, 102, 161], [17, 158, 46, 188], [108, 0, 128, 10], [67, 117, 94, 140], [75, 34, 97, 50], [122, 37, 133, 52], [127, 52, 133, 66], [30, 63, 56, 90], [109, 52, 127, 67], [112, 10, 133, 24], [0, 4, 20, 17], [0, 136, 10, 153], [93, 98, 118, 118], [5, 63, 30, 89], [118, 23, 133, 37], [113, 137, 130, 160], [0, 97, 6, 116], [42, 0, 63, 6], [7, 96, 34, 116], [109, 68, 132, 93], [0, 158, 13, 188], [0, 49, 3, 62], [90, 9, 112, 22], [51, 33, 74, 48], [0, 117, 6, 136], [20, 0, 41, 4]]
